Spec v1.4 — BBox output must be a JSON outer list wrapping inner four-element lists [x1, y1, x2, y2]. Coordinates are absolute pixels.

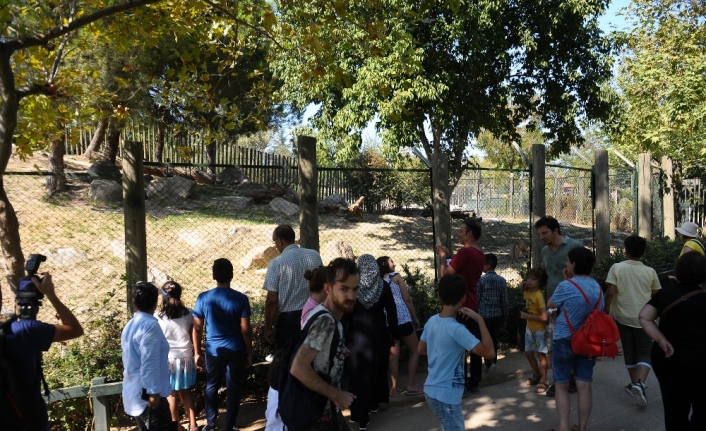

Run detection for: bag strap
[[563, 280, 602, 335], [660, 289, 706, 317], [689, 239, 705, 254]]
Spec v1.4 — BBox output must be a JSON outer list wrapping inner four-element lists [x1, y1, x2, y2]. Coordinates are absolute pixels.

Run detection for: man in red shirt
[[435, 218, 486, 392]]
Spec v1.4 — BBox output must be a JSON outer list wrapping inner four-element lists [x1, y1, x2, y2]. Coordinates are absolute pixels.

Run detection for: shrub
[[401, 264, 439, 326]]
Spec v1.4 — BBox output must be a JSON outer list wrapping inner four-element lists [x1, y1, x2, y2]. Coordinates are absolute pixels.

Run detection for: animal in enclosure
[[511, 240, 530, 262]]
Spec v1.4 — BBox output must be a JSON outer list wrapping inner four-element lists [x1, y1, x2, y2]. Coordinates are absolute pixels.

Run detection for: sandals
[[389, 387, 399, 397], [526, 374, 540, 385], [535, 382, 549, 394]]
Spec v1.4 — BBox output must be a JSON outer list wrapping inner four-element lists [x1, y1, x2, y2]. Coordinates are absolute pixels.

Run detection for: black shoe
[[545, 384, 555, 397], [465, 383, 479, 394], [569, 378, 578, 394]]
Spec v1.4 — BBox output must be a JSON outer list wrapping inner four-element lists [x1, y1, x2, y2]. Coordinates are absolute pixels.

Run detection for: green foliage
[[609, 0, 706, 163], [401, 263, 439, 326], [592, 237, 683, 282]]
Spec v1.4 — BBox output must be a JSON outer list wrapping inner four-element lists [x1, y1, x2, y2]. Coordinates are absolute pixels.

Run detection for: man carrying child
[[418, 274, 495, 431]]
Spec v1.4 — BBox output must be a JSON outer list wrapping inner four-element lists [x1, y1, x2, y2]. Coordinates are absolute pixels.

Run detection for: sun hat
[[675, 221, 700, 238]]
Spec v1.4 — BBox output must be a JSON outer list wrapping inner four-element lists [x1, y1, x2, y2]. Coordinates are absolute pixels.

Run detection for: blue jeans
[[425, 395, 465, 431], [205, 350, 246, 430]]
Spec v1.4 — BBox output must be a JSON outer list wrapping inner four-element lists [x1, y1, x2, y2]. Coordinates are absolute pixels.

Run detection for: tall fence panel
[[651, 167, 665, 238], [609, 166, 636, 233], [544, 165, 595, 252], [679, 177, 706, 227]]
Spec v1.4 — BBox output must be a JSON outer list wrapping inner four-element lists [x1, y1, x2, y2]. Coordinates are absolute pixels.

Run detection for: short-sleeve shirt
[[156, 308, 195, 359], [421, 314, 479, 405], [193, 287, 251, 356], [647, 283, 706, 352], [524, 289, 547, 331], [541, 236, 584, 298], [5, 319, 56, 429], [550, 276, 604, 340], [449, 246, 485, 311], [478, 271, 509, 321], [263, 244, 323, 312], [606, 260, 661, 328], [681, 239, 706, 257], [301, 304, 346, 421]]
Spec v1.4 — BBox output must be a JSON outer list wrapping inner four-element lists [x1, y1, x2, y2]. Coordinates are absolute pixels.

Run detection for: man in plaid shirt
[[477, 253, 508, 379], [264, 224, 323, 350]]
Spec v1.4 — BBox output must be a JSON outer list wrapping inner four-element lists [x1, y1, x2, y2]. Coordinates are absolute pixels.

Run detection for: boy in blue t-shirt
[[193, 258, 252, 431], [419, 274, 495, 431]]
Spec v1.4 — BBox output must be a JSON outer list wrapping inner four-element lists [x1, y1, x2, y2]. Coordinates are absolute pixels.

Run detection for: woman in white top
[[156, 281, 198, 431], [377, 256, 423, 396]]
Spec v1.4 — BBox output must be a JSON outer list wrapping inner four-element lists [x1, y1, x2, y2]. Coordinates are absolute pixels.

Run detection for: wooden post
[[662, 156, 676, 239], [91, 377, 110, 431], [123, 140, 147, 316], [638, 152, 653, 239], [594, 149, 610, 260], [298, 135, 319, 251], [531, 144, 546, 268], [432, 152, 452, 267]]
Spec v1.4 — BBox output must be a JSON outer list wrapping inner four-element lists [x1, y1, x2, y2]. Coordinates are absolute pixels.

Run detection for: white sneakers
[[631, 380, 647, 407]]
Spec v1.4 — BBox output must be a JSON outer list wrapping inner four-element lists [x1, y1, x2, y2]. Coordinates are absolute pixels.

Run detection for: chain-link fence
[[453, 168, 531, 286], [609, 166, 636, 234], [544, 165, 594, 252]]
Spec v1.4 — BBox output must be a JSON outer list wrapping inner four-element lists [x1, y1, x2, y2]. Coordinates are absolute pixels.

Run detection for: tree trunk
[[46, 131, 67, 193], [0, 179, 24, 296], [83, 117, 108, 158], [206, 140, 217, 174], [0, 49, 25, 294], [154, 122, 165, 163], [103, 121, 122, 164]]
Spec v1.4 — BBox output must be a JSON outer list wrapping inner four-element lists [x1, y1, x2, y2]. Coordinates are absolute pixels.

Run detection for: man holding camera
[[3, 272, 84, 430]]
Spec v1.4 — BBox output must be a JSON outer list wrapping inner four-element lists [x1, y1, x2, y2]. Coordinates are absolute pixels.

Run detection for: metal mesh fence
[[453, 169, 531, 286], [544, 165, 594, 252], [609, 166, 636, 234]]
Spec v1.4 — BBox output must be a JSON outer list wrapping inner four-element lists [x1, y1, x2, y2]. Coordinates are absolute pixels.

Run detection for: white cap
[[675, 221, 700, 238]]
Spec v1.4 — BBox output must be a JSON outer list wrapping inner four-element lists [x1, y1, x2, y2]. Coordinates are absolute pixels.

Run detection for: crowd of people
[[6, 217, 705, 431]]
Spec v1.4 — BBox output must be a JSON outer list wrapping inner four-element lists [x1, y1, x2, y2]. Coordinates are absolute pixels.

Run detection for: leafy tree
[[609, 0, 706, 164], [273, 0, 615, 247]]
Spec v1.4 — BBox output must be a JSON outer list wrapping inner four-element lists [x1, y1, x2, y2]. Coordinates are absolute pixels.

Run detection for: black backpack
[[276, 309, 341, 430], [0, 315, 50, 431]]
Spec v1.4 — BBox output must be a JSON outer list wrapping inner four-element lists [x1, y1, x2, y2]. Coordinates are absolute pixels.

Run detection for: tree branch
[[17, 84, 53, 101], [417, 121, 432, 159], [7, 0, 163, 52], [200, 0, 286, 51]]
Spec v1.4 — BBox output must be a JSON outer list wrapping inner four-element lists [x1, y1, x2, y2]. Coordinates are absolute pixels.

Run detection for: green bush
[[592, 237, 682, 282], [401, 264, 439, 326]]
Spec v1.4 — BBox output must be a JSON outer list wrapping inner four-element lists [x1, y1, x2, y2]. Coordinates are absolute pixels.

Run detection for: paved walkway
[[235, 349, 665, 431]]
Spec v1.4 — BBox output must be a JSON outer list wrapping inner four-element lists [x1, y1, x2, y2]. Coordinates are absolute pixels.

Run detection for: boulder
[[212, 196, 254, 210], [321, 240, 355, 264], [269, 197, 299, 216], [216, 167, 250, 187], [146, 176, 196, 200], [89, 179, 123, 203], [271, 182, 300, 205], [40, 248, 87, 267], [236, 182, 277, 203], [87, 161, 121, 183], [239, 245, 280, 269], [321, 194, 349, 207]]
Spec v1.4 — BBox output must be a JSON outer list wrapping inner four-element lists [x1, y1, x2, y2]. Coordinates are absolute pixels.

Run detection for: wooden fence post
[[432, 152, 452, 273], [531, 144, 546, 268], [638, 152, 653, 239], [594, 149, 610, 260], [298, 135, 319, 251], [123, 140, 147, 316], [662, 156, 676, 239], [91, 377, 110, 431]]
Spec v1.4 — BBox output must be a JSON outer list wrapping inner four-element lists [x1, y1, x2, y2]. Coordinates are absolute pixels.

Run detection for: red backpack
[[563, 279, 620, 359]]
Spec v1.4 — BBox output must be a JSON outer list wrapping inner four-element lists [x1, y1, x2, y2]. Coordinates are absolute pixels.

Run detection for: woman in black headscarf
[[347, 254, 399, 430]]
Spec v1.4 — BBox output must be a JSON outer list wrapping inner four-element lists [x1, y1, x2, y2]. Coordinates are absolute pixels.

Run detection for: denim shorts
[[525, 328, 548, 354], [425, 395, 465, 431], [552, 337, 597, 384]]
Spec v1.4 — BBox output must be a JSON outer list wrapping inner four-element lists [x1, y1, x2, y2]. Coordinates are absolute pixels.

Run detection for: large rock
[[40, 248, 87, 267], [321, 194, 349, 207], [271, 182, 300, 205], [146, 176, 196, 199], [239, 245, 280, 269], [321, 240, 355, 265], [89, 179, 123, 203], [236, 182, 277, 203], [212, 196, 254, 210], [269, 197, 299, 216], [216, 167, 250, 187], [87, 161, 121, 183]]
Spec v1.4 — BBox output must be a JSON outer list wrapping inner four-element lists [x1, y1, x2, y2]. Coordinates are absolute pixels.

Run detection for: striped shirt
[[263, 244, 323, 312], [477, 271, 509, 321]]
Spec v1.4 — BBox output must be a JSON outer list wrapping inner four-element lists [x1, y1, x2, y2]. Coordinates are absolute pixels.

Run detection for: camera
[[15, 254, 47, 319]]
